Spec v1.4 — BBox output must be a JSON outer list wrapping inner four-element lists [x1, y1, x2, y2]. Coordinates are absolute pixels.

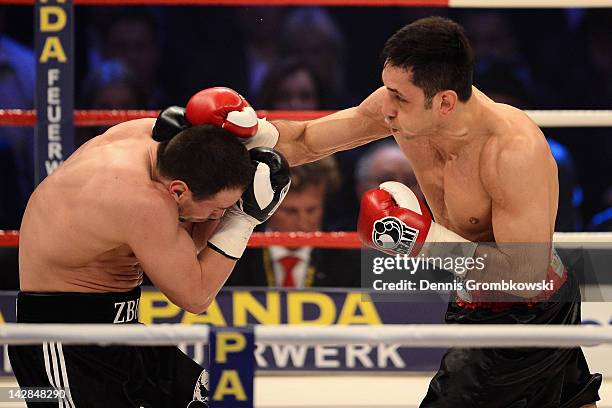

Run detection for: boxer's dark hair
[[381, 16, 474, 108], [156, 125, 254, 200]]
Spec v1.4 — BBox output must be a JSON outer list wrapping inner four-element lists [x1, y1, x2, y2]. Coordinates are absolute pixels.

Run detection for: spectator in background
[[256, 55, 359, 231], [257, 58, 330, 110], [461, 12, 523, 65], [0, 9, 35, 230], [100, 9, 165, 108], [572, 10, 612, 109], [280, 7, 349, 107], [458, 10, 562, 107], [77, 60, 145, 146], [163, 6, 286, 103], [587, 187, 612, 231], [563, 10, 612, 220], [355, 140, 423, 201], [0, 9, 34, 288], [474, 59, 583, 231], [227, 157, 361, 288], [233, 7, 286, 100]]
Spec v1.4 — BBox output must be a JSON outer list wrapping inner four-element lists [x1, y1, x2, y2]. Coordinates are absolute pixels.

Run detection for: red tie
[[279, 255, 300, 288]]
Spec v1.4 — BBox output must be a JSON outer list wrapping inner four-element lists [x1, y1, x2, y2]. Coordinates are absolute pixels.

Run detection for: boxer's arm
[[181, 220, 221, 253], [468, 136, 554, 297], [273, 87, 390, 166], [128, 200, 234, 313]]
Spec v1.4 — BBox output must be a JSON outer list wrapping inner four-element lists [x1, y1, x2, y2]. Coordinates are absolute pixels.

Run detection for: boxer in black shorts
[[9, 289, 209, 408], [10, 89, 290, 407], [422, 268, 602, 408], [266, 16, 602, 408]]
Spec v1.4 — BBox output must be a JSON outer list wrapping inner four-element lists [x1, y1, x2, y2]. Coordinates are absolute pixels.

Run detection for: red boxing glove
[[186, 87, 258, 139], [358, 181, 431, 256]]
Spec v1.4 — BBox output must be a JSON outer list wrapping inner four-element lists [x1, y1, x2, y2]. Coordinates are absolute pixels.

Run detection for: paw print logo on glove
[[373, 217, 403, 249], [372, 216, 419, 254]]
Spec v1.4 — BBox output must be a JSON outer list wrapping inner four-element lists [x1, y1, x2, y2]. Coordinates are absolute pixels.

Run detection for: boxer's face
[[177, 187, 243, 223], [381, 65, 439, 138]]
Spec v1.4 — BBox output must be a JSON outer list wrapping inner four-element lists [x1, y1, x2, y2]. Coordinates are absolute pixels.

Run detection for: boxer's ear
[[168, 180, 188, 202], [437, 90, 458, 115]]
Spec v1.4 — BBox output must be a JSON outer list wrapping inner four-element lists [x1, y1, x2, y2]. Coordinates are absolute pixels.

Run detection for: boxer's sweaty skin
[[19, 118, 237, 312], [275, 66, 558, 296]]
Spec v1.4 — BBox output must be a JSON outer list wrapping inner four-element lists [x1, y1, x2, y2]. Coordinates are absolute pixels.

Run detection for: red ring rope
[[0, 110, 333, 127], [0, 0, 448, 5], [0, 231, 361, 249]]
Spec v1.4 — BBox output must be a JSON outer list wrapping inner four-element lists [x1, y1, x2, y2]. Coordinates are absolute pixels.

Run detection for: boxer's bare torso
[[277, 82, 557, 246], [275, 69, 559, 291], [394, 89, 558, 243], [19, 119, 189, 293], [19, 119, 164, 292]]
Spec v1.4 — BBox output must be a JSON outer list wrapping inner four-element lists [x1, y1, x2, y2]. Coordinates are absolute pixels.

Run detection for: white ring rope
[[256, 325, 612, 348], [1, 324, 611, 348], [451, 0, 612, 7], [554, 232, 612, 249], [555, 233, 612, 242], [525, 110, 612, 128], [0, 324, 210, 346]]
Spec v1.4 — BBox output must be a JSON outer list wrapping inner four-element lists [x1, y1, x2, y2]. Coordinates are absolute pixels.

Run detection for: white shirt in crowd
[[268, 246, 313, 288]]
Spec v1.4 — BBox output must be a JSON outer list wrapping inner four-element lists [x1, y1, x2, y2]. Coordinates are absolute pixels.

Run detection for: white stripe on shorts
[[43, 342, 64, 408], [43, 342, 76, 408], [55, 343, 75, 408]]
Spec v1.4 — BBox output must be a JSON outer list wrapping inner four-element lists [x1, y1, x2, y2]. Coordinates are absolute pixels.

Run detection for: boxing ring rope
[[1, 0, 611, 6], [1, 231, 612, 248], [1, 109, 612, 128], [0, 324, 611, 348]]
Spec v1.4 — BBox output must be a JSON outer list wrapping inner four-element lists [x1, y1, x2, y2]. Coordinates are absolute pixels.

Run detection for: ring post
[[34, 0, 74, 184], [209, 326, 255, 408]]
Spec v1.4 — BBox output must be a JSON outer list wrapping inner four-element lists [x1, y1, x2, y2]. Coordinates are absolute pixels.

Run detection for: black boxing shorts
[[8, 288, 209, 408], [420, 272, 602, 408]]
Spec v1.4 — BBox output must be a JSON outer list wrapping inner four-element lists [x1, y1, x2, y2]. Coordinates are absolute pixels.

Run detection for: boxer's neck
[[427, 92, 486, 156], [148, 144, 160, 182]]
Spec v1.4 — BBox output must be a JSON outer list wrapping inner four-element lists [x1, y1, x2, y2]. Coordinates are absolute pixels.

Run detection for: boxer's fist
[[240, 147, 291, 223], [186, 87, 258, 138], [152, 106, 190, 142], [186, 87, 279, 149], [208, 147, 290, 259], [358, 181, 432, 256]]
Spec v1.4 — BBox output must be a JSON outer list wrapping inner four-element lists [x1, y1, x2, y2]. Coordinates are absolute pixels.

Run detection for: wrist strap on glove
[[207, 209, 258, 259]]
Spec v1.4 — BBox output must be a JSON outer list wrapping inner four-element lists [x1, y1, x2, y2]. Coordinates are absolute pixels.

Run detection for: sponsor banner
[[35, 0, 74, 183], [0, 289, 447, 375], [0, 288, 609, 376], [210, 327, 255, 408]]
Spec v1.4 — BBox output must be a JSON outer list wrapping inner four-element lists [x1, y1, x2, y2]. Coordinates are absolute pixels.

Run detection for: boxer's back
[[19, 118, 163, 292]]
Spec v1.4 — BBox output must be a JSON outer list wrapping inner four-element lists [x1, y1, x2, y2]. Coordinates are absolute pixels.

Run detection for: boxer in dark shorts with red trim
[[266, 16, 602, 408], [9, 88, 290, 407]]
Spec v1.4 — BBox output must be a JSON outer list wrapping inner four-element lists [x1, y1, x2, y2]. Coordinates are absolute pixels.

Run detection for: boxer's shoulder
[[120, 181, 178, 229], [479, 109, 552, 198], [104, 118, 156, 139], [480, 104, 548, 162]]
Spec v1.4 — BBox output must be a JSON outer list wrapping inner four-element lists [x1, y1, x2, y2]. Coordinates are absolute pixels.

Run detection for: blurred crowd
[[1, 6, 612, 289]]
